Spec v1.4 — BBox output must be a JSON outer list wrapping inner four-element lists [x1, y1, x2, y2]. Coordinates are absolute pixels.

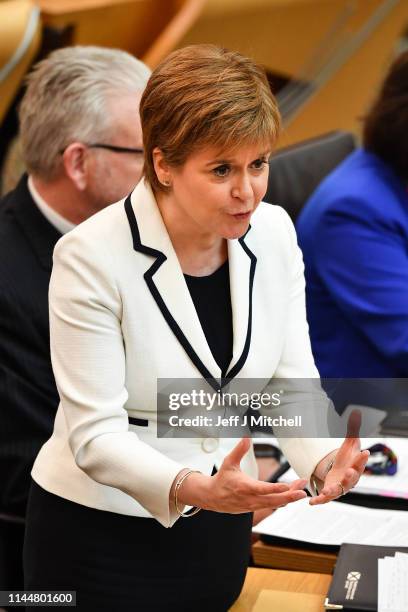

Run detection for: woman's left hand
[[309, 410, 370, 505]]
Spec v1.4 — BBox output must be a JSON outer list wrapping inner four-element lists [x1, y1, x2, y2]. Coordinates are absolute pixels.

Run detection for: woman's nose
[[231, 174, 253, 201]]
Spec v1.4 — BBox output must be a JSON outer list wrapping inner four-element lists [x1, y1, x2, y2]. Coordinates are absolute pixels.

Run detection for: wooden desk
[[252, 540, 337, 575], [230, 567, 331, 611]]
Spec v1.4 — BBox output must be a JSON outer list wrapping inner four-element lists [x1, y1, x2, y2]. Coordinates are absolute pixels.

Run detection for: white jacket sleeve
[[49, 231, 184, 527], [270, 209, 341, 482]]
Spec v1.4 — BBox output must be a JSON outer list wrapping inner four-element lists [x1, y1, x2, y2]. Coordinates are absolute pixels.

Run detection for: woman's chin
[[221, 223, 251, 240]]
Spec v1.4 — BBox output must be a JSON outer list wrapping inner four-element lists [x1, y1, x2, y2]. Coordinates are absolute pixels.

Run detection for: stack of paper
[[253, 497, 408, 547], [378, 552, 408, 612]]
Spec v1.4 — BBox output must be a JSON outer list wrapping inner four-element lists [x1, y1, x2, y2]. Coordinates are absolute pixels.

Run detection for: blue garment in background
[[296, 149, 408, 378]]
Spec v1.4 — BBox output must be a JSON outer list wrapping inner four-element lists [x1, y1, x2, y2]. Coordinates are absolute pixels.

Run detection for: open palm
[[309, 410, 370, 505]]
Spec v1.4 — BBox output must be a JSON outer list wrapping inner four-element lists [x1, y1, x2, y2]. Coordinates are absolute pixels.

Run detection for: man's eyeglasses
[[87, 143, 144, 155], [60, 143, 144, 155]]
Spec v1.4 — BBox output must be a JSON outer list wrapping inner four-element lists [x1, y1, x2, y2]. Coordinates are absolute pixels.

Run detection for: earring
[[162, 179, 171, 187]]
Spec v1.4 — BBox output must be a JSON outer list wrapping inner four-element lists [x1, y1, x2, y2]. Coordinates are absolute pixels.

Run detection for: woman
[[24, 45, 368, 611]]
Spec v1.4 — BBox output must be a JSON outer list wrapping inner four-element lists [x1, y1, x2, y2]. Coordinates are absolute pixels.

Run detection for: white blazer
[[32, 180, 337, 527]]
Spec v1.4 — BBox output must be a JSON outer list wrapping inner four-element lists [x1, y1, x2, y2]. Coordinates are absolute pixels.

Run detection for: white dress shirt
[[28, 175, 75, 235]]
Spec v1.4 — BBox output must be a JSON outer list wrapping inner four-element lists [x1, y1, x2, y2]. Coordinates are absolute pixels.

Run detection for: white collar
[[28, 175, 76, 235]]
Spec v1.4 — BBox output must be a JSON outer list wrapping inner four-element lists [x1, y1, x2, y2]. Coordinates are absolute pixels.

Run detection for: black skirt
[[24, 480, 252, 611]]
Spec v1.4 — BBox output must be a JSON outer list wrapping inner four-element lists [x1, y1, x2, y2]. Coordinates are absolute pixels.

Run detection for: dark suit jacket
[[0, 175, 61, 516]]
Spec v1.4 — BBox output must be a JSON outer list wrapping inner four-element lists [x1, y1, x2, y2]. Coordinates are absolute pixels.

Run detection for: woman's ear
[[62, 142, 89, 190], [152, 147, 172, 188]]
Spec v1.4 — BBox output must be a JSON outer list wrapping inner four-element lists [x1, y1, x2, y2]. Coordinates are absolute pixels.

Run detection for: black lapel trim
[[128, 417, 148, 427], [124, 195, 222, 392], [225, 235, 257, 380]]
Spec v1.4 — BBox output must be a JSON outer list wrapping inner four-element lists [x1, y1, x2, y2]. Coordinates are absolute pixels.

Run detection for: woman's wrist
[[313, 449, 337, 481], [171, 470, 212, 509], [169, 468, 190, 509]]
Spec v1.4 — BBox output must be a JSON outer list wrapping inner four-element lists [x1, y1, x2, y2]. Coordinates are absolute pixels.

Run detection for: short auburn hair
[[363, 50, 408, 183], [140, 44, 281, 193]]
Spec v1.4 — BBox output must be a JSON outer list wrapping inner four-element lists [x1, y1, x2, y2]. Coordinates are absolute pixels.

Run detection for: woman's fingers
[[332, 449, 370, 489], [342, 468, 358, 488], [352, 449, 370, 472], [218, 441, 369, 513], [340, 451, 369, 486], [247, 478, 306, 496], [289, 478, 308, 490], [335, 435, 360, 463], [221, 437, 251, 470], [310, 449, 370, 505], [335, 414, 364, 461], [250, 479, 308, 509], [346, 408, 362, 439], [319, 482, 343, 498], [210, 471, 307, 513], [253, 507, 276, 526], [309, 489, 337, 505], [216, 441, 311, 512], [250, 481, 290, 495], [258, 488, 307, 508]]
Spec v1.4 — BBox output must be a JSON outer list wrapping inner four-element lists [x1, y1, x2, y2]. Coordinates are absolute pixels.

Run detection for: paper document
[[378, 552, 408, 612], [253, 497, 408, 547]]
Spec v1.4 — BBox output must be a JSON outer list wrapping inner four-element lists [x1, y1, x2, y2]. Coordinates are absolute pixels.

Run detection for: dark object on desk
[[264, 130, 356, 222], [325, 543, 408, 611], [338, 491, 408, 512], [364, 442, 397, 476], [380, 411, 408, 436]]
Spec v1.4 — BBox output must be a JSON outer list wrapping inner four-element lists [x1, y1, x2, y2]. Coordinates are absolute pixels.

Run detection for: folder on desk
[[325, 543, 408, 610]]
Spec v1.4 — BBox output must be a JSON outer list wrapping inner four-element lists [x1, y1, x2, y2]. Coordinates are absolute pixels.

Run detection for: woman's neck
[[177, 239, 228, 277], [156, 193, 227, 277]]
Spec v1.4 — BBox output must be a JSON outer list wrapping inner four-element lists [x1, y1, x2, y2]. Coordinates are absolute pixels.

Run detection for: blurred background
[[1, 0, 408, 196]]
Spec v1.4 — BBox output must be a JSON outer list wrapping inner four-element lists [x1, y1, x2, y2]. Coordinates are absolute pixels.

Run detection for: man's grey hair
[[19, 46, 151, 179]]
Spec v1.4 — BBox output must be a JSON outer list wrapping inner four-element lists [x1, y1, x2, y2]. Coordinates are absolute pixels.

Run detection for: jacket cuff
[[277, 437, 341, 488]]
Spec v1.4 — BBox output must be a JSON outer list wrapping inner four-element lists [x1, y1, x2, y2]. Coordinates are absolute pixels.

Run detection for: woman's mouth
[[231, 211, 251, 221]]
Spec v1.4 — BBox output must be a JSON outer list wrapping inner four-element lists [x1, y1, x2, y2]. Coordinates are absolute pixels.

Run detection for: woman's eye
[[212, 164, 230, 177], [252, 158, 268, 170]]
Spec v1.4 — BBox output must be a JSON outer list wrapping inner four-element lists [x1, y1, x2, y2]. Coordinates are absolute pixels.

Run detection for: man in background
[[0, 45, 150, 594]]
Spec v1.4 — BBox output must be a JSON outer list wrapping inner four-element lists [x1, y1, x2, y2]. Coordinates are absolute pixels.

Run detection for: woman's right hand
[[176, 438, 307, 514]]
